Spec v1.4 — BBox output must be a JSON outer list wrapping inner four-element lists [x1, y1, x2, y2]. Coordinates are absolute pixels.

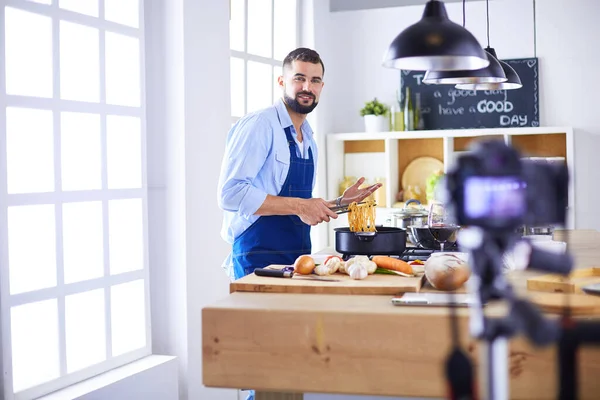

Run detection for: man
[[218, 47, 381, 280]]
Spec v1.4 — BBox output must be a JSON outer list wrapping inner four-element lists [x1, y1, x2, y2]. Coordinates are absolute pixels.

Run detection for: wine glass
[[427, 202, 457, 252]]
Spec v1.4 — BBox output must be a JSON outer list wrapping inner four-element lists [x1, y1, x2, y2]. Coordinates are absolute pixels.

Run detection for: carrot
[[372, 256, 413, 275]]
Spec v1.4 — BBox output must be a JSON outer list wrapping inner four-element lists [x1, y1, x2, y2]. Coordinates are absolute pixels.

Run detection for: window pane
[[111, 280, 146, 356], [105, 0, 139, 28], [6, 107, 54, 194], [63, 201, 104, 284], [247, 61, 272, 113], [273, 65, 282, 105], [11, 300, 59, 392], [247, 0, 272, 58], [105, 32, 140, 107], [59, 0, 98, 17], [109, 199, 143, 275], [66, 289, 106, 372], [230, 0, 244, 51], [107, 116, 142, 189], [5, 8, 52, 97], [60, 21, 100, 102], [230, 57, 245, 117], [61, 112, 102, 191], [8, 205, 57, 294], [273, 0, 296, 61]]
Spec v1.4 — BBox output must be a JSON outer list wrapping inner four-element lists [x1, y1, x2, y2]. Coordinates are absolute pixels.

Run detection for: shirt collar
[[275, 98, 314, 139]]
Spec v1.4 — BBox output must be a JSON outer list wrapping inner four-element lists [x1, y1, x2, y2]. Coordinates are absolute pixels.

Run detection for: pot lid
[[392, 199, 429, 217]]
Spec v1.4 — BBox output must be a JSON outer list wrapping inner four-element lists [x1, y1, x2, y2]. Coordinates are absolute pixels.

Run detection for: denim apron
[[232, 126, 314, 279]]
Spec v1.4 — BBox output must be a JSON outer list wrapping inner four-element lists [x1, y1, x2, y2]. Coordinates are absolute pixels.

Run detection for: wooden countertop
[[202, 230, 600, 399]]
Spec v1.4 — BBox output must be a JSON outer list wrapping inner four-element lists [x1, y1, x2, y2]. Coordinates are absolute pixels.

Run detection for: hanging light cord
[[462, 0, 466, 27], [486, 0, 490, 47], [533, 0, 537, 57]]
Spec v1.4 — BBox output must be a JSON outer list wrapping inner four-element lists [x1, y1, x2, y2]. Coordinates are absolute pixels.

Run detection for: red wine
[[428, 226, 457, 242]]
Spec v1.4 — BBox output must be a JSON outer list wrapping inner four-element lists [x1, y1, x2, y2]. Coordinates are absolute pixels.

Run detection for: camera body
[[445, 139, 569, 232]]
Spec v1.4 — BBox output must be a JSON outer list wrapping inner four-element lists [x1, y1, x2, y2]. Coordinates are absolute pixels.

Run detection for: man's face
[[278, 60, 324, 115]]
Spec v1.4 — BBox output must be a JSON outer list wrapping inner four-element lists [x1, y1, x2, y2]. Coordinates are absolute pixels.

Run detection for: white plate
[[401, 156, 444, 198]]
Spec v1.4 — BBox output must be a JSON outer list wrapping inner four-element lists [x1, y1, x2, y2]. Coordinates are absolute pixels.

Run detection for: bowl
[[409, 225, 461, 250]]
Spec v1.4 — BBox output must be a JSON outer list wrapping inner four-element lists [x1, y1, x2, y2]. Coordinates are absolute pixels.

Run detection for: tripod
[[450, 228, 573, 400]]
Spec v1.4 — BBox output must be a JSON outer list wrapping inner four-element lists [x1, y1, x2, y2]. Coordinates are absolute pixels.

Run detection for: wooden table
[[202, 230, 600, 399]]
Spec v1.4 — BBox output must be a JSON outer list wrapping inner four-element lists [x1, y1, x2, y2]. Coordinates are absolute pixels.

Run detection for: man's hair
[[282, 47, 325, 76]]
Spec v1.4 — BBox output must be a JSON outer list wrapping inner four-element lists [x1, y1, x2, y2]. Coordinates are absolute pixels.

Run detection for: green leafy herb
[[360, 98, 390, 117]]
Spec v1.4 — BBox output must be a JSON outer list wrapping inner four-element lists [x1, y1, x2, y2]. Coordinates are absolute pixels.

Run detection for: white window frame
[[0, 1, 151, 399], [230, 0, 301, 124]]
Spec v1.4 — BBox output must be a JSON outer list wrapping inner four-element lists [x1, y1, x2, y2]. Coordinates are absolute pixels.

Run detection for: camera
[[445, 139, 570, 232]]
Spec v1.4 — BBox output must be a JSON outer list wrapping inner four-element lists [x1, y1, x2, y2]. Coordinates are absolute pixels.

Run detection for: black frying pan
[[334, 226, 407, 259]]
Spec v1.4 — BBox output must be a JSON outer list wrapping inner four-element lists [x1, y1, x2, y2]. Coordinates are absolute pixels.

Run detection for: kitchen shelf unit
[[325, 126, 575, 245]]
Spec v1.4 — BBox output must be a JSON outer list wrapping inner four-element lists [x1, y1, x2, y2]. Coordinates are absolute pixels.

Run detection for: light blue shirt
[[218, 98, 319, 245]]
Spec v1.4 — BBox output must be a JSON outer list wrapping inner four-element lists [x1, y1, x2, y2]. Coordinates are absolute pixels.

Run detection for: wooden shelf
[[344, 140, 384, 153], [325, 126, 576, 246], [454, 135, 504, 152], [397, 138, 444, 190], [511, 133, 567, 159]]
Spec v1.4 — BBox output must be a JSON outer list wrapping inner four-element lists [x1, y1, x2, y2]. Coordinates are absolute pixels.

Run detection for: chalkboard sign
[[400, 57, 539, 129]]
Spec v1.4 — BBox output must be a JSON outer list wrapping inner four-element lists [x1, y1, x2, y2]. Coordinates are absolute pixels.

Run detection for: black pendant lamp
[[422, 0, 506, 85], [455, 0, 522, 90], [456, 48, 523, 90], [423, 47, 506, 84], [382, 0, 489, 71]]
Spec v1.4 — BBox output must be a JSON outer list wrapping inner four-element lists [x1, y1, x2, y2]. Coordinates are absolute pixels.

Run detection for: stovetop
[[340, 244, 460, 262]]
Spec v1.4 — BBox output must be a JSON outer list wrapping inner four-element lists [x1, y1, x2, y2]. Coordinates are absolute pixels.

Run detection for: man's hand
[[340, 177, 382, 205], [297, 198, 339, 226]]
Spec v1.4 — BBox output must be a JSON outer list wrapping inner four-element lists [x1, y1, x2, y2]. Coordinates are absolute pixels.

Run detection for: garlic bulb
[[324, 257, 343, 274], [347, 262, 368, 280], [314, 263, 332, 276], [347, 256, 376, 275], [365, 259, 377, 274]]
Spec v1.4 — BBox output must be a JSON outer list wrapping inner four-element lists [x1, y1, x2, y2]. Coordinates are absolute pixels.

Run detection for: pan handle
[[355, 232, 376, 242]]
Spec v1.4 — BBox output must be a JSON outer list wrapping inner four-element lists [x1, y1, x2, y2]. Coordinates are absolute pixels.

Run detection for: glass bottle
[[403, 87, 414, 131], [414, 92, 425, 130], [395, 89, 405, 131], [389, 104, 404, 131]]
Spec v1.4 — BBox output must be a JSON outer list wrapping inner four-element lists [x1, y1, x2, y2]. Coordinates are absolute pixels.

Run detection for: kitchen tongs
[[329, 201, 376, 214]]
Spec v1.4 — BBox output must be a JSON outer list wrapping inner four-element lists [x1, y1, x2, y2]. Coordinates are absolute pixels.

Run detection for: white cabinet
[[324, 127, 575, 247]]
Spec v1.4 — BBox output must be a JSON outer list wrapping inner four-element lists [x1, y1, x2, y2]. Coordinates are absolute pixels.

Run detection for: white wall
[[320, 0, 600, 230], [146, 0, 236, 399]]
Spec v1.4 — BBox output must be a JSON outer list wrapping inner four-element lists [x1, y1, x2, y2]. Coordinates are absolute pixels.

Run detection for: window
[[229, 0, 298, 123], [0, 1, 150, 399]]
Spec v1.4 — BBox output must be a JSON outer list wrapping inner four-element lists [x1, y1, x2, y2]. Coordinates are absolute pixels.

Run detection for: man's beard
[[284, 92, 318, 114]]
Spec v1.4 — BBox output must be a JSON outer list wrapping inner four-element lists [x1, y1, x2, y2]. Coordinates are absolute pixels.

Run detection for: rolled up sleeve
[[218, 115, 271, 218]]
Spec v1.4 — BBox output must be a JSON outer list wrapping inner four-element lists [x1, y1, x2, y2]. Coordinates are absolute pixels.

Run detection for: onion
[[424, 253, 471, 291], [293, 255, 316, 275]]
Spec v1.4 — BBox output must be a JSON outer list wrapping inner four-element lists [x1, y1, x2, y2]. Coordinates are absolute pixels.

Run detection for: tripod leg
[[558, 331, 578, 400], [481, 337, 509, 400]]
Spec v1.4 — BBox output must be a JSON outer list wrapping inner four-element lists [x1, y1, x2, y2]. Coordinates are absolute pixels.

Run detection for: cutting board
[[527, 292, 600, 315], [527, 267, 600, 294], [230, 265, 425, 295]]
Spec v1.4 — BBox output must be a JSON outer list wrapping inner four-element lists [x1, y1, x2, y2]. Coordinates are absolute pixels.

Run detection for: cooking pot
[[334, 227, 407, 258], [409, 225, 460, 250], [388, 199, 429, 243]]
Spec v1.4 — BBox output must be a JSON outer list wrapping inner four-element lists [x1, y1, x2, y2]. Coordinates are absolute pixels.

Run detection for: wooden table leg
[[255, 391, 303, 400]]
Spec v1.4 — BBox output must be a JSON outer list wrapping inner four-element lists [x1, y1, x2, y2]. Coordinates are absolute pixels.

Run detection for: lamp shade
[[423, 48, 507, 84], [382, 0, 489, 71], [455, 48, 522, 90]]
